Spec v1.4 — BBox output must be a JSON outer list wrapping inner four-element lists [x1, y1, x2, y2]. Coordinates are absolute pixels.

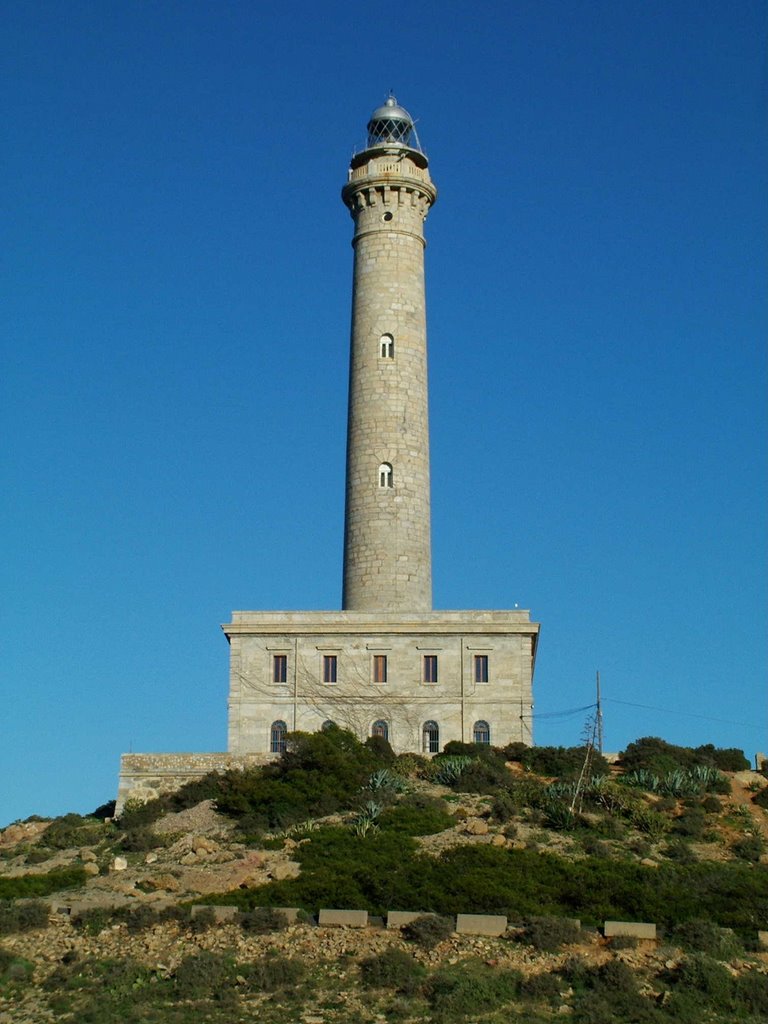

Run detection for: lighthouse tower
[[220, 97, 539, 758], [341, 96, 436, 613]]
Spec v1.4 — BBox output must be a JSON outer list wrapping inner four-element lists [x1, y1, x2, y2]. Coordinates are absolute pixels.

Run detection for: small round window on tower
[[382, 211, 393, 222]]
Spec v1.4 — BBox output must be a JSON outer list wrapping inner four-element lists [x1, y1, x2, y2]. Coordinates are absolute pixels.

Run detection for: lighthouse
[[341, 96, 436, 613], [221, 97, 539, 756]]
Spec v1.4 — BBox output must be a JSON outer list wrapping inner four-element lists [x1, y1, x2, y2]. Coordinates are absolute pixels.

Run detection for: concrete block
[[318, 908, 368, 928], [387, 910, 436, 929], [604, 921, 656, 940], [456, 913, 507, 937]]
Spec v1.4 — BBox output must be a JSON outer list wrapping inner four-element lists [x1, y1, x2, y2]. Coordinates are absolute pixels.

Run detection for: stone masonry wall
[[115, 752, 274, 815]]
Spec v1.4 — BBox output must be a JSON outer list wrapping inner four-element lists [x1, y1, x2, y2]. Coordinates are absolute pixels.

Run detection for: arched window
[[473, 720, 490, 745], [423, 720, 439, 754], [321, 720, 336, 732], [270, 720, 288, 753], [379, 333, 394, 359], [378, 462, 393, 488], [371, 719, 389, 742]]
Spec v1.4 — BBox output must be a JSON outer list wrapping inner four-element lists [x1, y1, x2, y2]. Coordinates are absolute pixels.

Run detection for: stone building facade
[[117, 97, 538, 809]]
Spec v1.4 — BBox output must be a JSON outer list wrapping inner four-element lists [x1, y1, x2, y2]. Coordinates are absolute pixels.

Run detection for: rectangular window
[[474, 654, 489, 683], [272, 654, 287, 684], [423, 654, 438, 684], [322, 654, 338, 684], [373, 654, 387, 684]]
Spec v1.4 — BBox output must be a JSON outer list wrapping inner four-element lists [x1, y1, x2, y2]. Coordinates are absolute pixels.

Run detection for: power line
[[602, 697, 764, 732]]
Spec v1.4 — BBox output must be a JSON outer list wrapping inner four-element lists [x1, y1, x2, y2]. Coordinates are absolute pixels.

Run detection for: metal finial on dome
[[366, 93, 418, 149]]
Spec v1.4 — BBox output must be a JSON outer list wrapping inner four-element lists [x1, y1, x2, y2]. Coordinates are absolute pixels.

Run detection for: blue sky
[[2, 1, 766, 825]]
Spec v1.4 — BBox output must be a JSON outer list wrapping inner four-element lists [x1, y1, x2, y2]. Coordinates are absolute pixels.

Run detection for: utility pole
[[596, 670, 604, 755]]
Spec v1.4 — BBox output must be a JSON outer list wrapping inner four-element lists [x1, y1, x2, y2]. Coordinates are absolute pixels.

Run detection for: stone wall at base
[[116, 751, 275, 815]]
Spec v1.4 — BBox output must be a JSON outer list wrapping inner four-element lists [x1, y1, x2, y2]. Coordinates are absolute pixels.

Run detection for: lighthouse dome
[[366, 94, 418, 148]]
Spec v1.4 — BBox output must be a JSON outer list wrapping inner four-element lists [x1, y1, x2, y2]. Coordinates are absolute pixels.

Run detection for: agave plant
[[351, 817, 380, 839], [365, 769, 409, 793], [622, 769, 662, 793], [433, 756, 475, 785]]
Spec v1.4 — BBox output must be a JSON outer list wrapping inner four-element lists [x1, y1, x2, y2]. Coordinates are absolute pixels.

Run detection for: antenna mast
[[596, 670, 604, 754]]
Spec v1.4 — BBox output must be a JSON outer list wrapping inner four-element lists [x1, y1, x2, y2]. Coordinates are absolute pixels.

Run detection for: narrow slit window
[[378, 462, 393, 488], [322, 654, 338, 684], [473, 720, 491, 745], [423, 720, 439, 754], [474, 655, 489, 684], [373, 654, 388, 684], [379, 333, 394, 359], [270, 720, 287, 753], [272, 654, 287, 684], [423, 654, 438, 684], [372, 719, 389, 742]]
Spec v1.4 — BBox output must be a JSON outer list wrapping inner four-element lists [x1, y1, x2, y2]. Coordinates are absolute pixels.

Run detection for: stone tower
[[341, 96, 437, 613]]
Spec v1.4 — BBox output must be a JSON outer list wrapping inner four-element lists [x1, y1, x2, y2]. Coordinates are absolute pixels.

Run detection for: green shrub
[[670, 954, 734, 1009], [359, 948, 425, 994], [426, 960, 522, 1021], [378, 795, 454, 836], [172, 950, 234, 1000], [490, 789, 517, 822], [0, 947, 34, 985], [238, 906, 287, 933], [671, 808, 706, 839], [241, 952, 305, 991], [693, 744, 749, 772], [664, 839, 698, 864], [24, 848, 51, 865], [117, 798, 166, 829], [118, 827, 158, 852], [702, 795, 722, 813], [120, 905, 161, 933], [520, 970, 563, 1004], [452, 758, 511, 794], [39, 814, 98, 850], [520, 915, 581, 951], [189, 906, 217, 933], [0, 867, 86, 900], [0, 899, 49, 934], [403, 914, 454, 949], [71, 907, 114, 935], [736, 970, 768, 1015], [753, 787, 768, 810], [672, 919, 742, 958], [732, 835, 765, 862], [519, 746, 610, 779], [213, 728, 387, 830]]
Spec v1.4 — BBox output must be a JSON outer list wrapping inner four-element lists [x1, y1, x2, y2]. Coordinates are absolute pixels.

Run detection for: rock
[[640, 858, 659, 868], [80, 849, 97, 863], [111, 856, 128, 872], [270, 861, 301, 881], [179, 852, 198, 866], [490, 834, 506, 846], [464, 818, 489, 836], [140, 875, 181, 892], [145, 852, 158, 864], [140, 876, 182, 892], [83, 862, 100, 877]]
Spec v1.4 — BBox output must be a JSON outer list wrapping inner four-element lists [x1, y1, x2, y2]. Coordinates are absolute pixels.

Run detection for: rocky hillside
[[2, 734, 768, 1023]]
